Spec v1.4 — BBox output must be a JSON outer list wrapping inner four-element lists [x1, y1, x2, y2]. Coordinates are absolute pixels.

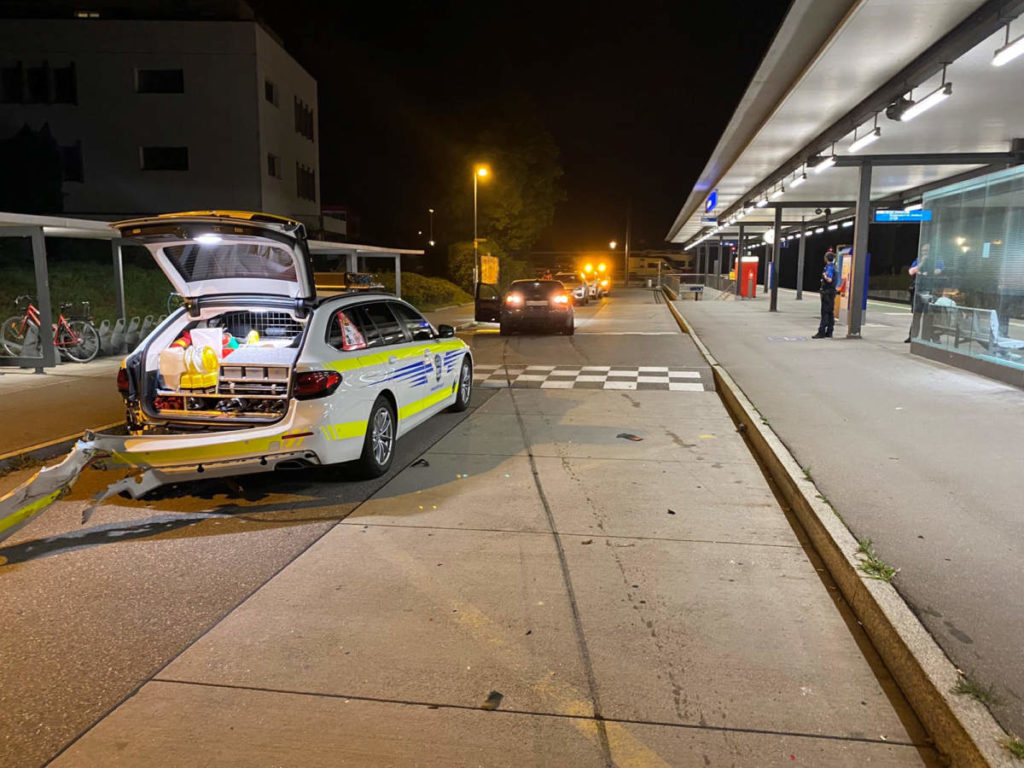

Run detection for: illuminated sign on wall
[[875, 209, 933, 223], [705, 190, 717, 212]]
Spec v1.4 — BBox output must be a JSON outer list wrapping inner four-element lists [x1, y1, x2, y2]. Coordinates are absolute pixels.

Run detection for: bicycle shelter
[[0, 211, 423, 373]]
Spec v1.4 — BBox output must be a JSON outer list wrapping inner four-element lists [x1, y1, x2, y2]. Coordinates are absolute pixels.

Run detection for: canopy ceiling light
[[812, 145, 837, 174], [891, 66, 953, 122], [755, 196, 769, 208], [790, 169, 807, 189], [770, 185, 784, 200], [849, 116, 881, 153], [993, 23, 1024, 67]]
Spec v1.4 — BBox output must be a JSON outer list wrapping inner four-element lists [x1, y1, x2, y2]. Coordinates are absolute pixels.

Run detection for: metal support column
[[30, 227, 57, 371], [111, 239, 127, 329], [717, 234, 724, 288], [394, 255, 401, 298], [346, 252, 357, 273], [847, 161, 872, 337], [735, 223, 744, 296], [796, 216, 806, 300], [770, 207, 782, 312]]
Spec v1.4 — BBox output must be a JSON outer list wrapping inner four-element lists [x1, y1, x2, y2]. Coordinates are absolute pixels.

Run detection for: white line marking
[[603, 381, 637, 390], [576, 375, 607, 382], [669, 382, 705, 392], [637, 376, 670, 383], [638, 366, 669, 372], [515, 374, 549, 381], [668, 371, 701, 379], [540, 380, 574, 389]]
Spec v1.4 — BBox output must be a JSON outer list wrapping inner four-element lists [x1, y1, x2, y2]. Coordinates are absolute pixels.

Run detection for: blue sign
[[705, 190, 717, 213], [700, 216, 717, 226], [875, 209, 932, 223]]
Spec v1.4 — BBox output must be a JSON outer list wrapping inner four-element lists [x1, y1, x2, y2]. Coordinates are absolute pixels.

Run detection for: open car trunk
[[135, 302, 307, 429]]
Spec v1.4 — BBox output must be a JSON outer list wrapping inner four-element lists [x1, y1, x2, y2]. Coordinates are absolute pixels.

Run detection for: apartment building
[[0, 2, 320, 227]]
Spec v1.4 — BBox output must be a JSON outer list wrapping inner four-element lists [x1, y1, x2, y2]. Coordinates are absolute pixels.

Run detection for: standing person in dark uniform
[[812, 250, 838, 339], [905, 249, 929, 343]]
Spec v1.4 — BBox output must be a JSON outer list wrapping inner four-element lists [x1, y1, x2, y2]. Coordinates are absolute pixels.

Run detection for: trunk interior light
[[294, 371, 342, 400], [195, 233, 223, 245]]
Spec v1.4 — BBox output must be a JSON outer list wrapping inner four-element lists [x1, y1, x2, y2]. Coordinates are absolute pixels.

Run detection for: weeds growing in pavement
[[952, 674, 1002, 706], [0, 454, 40, 478], [1003, 736, 1024, 758], [855, 538, 898, 582]]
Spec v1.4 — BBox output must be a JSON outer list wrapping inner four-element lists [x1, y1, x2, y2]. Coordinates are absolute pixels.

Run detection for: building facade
[[0, 12, 319, 226]]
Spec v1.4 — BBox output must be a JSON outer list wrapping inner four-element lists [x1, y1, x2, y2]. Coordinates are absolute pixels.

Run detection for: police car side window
[[343, 305, 383, 348], [390, 302, 434, 341], [361, 301, 409, 346]]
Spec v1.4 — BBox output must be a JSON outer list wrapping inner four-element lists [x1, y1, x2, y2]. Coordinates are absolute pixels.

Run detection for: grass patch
[[1003, 737, 1024, 759], [952, 674, 1002, 706], [855, 538, 898, 582]]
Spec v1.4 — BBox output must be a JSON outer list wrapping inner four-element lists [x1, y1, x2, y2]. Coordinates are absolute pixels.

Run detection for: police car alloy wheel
[[449, 357, 472, 412], [359, 397, 396, 477]]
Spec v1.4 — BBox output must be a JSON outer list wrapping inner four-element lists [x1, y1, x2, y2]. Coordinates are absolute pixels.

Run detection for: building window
[[26, 63, 51, 103], [296, 163, 316, 201], [267, 153, 281, 179], [60, 142, 84, 182], [1, 61, 24, 103], [293, 96, 314, 141], [1, 61, 76, 104], [140, 146, 189, 171], [75, 10, 100, 18], [136, 69, 184, 94], [264, 79, 278, 106], [53, 63, 77, 103]]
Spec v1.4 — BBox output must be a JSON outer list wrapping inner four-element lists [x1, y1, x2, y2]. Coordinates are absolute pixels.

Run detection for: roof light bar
[[827, 224, 839, 231], [993, 24, 1024, 67], [842, 220, 854, 228], [901, 81, 952, 122]]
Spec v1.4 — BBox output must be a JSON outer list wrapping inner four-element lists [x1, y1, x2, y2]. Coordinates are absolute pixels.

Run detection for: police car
[[107, 211, 472, 493]]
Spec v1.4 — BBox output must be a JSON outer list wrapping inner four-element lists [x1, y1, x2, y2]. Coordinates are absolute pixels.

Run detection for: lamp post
[[428, 208, 435, 247], [473, 164, 490, 284]]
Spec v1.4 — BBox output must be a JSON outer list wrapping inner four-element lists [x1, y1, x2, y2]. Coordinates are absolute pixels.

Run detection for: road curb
[[663, 292, 1014, 767], [0, 421, 126, 475]]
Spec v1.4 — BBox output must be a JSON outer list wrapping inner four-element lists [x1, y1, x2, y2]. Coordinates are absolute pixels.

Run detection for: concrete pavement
[[46, 290, 937, 767], [676, 287, 1024, 740]]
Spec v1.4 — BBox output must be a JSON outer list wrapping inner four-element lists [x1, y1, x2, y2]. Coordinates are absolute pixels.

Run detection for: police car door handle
[[388, 355, 399, 364]]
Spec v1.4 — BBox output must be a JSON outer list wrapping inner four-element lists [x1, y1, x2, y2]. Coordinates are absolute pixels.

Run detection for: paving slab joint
[[663, 298, 1016, 768]]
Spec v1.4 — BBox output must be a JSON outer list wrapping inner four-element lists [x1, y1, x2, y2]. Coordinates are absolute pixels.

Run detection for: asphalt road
[[1, 289, 936, 767]]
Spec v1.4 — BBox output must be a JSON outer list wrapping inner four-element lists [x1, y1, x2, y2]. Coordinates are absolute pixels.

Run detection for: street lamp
[[428, 208, 435, 247], [473, 164, 490, 284], [609, 241, 617, 249]]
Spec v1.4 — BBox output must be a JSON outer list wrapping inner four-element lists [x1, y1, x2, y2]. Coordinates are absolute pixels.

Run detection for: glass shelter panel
[[914, 166, 1024, 372]]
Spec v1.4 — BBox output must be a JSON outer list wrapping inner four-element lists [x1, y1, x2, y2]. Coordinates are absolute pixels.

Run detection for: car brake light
[[506, 292, 524, 306], [116, 367, 130, 394], [294, 371, 342, 400], [552, 293, 569, 304]]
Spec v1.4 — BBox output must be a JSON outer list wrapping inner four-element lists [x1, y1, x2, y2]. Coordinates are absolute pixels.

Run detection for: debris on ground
[[667, 509, 676, 515], [581, 539, 593, 545], [481, 690, 503, 710], [412, 458, 430, 468], [616, 433, 643, 441]]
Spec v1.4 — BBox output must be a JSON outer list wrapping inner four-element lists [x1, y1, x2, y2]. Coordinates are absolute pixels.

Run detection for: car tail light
[[552, 293, 569, 305], [294, 371, 342, 400], [506, 292, 524, 306], [116, 367, 130, 394]]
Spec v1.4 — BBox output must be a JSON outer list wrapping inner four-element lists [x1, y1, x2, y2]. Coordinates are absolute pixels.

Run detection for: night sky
[[246, 0, 792, 252]]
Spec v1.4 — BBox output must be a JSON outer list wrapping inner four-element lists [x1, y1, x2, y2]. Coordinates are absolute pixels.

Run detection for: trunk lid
[[113, 211, 316, 302]]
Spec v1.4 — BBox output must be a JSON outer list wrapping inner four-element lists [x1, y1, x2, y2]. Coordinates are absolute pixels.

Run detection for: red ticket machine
[[739, 257, 758, 297]]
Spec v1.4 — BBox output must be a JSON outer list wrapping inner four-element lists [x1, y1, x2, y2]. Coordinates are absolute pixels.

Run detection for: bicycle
[[0, 295, 100, 363]]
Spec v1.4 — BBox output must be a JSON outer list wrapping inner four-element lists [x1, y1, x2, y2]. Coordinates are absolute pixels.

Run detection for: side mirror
[[437, 324, 455, 338]]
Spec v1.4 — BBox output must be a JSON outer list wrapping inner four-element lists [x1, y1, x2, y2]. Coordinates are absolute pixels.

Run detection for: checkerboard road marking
[[472, 364, 709, 391]]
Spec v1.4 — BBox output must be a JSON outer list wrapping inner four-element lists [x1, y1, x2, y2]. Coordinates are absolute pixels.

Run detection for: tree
[[432, 95, 567, 263]]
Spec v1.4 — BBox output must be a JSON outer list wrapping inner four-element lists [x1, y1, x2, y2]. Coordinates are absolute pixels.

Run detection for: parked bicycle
[[0, 296, 100, 363]]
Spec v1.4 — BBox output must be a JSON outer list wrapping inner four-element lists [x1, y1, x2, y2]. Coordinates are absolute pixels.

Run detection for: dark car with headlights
[[475, 280, 575, 335]]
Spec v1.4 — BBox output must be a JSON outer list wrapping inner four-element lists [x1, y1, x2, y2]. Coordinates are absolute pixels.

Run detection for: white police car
[[105, 211, 472, 495]]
